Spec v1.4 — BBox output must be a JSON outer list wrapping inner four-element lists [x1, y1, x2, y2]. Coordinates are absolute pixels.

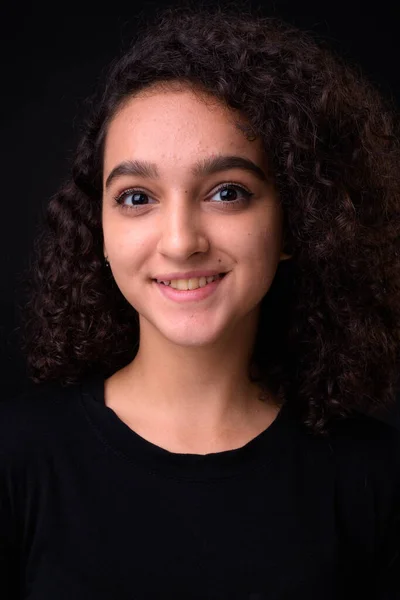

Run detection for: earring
[[104, 256, 110, 267]]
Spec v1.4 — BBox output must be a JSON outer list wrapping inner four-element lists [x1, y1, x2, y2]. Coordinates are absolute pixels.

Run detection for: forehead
[[103, 85, 265, 175]]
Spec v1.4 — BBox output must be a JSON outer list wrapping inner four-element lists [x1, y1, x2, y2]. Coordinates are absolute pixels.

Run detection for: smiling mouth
[[153, 273, 227, 291]]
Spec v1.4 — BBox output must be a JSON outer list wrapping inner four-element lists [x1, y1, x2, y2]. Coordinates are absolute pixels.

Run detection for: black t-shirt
[[1, 373, 399, 599]]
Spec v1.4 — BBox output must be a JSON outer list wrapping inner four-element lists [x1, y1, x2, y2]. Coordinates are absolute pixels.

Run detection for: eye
[[113, 189, 156, 211], [209, 183, 254, 205], [113, 182, 254, 213]]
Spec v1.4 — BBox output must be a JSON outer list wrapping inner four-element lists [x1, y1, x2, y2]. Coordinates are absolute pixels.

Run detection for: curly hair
[[16, 1, 400, 435]]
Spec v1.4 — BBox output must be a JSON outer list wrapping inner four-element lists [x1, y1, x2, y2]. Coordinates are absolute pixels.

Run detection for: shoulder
[[288, 405, 400, 484], [324, 411, 400, 498], [327, 410, 400, 461], [0, 379, 85, 457]]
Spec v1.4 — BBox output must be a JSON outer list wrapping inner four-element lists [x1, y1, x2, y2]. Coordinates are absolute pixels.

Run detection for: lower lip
[[153, 274, 227, 303]]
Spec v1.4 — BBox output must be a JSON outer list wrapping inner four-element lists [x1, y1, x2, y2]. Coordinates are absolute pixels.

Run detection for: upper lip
[[153, 270, 227, 281]]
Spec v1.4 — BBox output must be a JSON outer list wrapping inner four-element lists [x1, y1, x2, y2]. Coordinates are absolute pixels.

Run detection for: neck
[[109, 309, 279, 439]]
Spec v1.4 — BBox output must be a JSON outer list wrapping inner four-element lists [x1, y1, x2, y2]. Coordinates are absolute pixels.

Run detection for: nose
[[156, 196, 209, 259]]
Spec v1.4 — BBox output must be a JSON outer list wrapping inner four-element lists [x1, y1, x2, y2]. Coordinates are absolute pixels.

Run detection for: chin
[[160, 328, 224, 348], [148, 315, 228, 347]]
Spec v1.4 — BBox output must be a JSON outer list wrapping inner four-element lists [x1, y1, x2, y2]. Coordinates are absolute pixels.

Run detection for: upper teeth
[[156, 274, 221, 290]]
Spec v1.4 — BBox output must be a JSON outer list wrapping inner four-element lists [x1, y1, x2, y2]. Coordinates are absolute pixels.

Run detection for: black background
[[1, 1, 399, 418]]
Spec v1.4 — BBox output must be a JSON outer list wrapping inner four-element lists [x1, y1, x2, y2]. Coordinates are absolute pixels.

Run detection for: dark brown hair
[[17, 1, 400, 434]]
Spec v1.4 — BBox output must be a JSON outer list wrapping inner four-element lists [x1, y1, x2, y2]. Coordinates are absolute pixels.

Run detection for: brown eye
[[114, 189, 157, 211], [210, 183, 254, 205]]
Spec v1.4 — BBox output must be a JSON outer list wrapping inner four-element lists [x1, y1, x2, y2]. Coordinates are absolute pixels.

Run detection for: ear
[[279, 225, 292, 261]]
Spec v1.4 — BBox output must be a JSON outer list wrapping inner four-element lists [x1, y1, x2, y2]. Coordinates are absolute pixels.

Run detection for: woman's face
[[102, 84, 285, 348]]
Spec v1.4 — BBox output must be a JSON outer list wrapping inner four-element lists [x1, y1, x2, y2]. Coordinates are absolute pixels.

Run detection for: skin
[[101, 83, 290, 454]]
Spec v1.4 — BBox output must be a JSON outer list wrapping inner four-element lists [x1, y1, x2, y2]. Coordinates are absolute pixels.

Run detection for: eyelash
[[113, 182, 254, 213]]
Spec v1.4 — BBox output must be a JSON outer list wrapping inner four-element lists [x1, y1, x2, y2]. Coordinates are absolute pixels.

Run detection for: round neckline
[[79, 373, 294, 480]]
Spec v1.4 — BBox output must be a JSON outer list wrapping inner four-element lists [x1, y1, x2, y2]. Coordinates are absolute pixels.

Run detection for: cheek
[[243, 228, 278, 260], [236, 202, 283, 259], [104, 220, 150, 263], [240, 229, 281, 283]]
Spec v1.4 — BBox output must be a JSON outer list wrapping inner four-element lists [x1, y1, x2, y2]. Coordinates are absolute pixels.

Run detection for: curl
[[16, 1, 400, 434]]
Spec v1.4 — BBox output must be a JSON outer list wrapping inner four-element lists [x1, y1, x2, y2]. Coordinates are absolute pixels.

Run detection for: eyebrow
[[104, 155, 268, 190]]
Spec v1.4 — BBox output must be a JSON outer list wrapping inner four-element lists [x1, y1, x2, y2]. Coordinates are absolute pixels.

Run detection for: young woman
[[1, 3, 399, 599]]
